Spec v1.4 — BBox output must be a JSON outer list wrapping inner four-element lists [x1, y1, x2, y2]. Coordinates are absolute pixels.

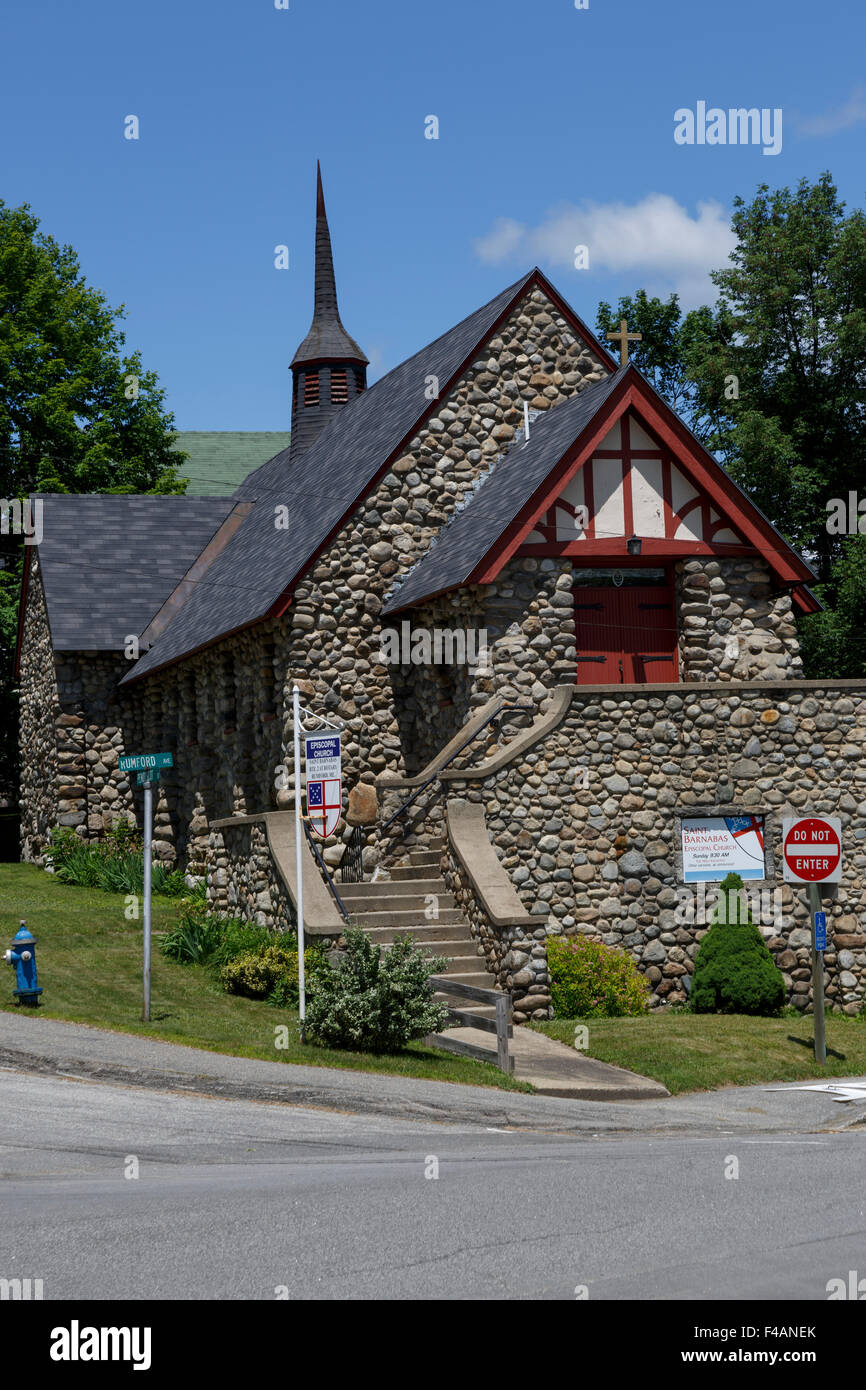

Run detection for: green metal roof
[[172, 432, 290, 496]]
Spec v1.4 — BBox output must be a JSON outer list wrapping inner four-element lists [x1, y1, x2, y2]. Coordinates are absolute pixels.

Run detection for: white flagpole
[[293, 684, 306, 1037]]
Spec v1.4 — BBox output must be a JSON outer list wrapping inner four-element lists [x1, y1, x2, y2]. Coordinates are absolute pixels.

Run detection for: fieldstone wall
[[436, 680, 866, 1015], [206, 820, 296, 929], [19, 593, 289, 870], [19, 564, 61, 860], [676, 557, 803, 682], [441, 838, 551, 1023], [278, 285, 609, 871]]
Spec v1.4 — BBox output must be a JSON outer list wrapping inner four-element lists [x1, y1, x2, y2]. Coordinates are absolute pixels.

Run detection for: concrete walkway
[[443, 1023, 669, 1100], [2, 1011, 865, 1136]]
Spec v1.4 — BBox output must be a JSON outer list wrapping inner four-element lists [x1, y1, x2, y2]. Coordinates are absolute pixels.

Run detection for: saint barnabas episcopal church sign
[[681, 815, 766, 881], [305, 734, 342, 838]]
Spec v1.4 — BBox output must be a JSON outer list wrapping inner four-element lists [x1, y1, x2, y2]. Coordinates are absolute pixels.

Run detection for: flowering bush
[[220, 943, 324, 1007], [548, 934, 650, 1018], [305, 927, 450, 1052]]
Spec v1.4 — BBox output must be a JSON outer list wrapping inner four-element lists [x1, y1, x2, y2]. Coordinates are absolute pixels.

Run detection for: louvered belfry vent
[[289, 163, 369, 459]]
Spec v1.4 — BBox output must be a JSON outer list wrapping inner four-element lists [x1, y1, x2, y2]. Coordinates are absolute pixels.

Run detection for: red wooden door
[[618, 586, 678, 683], [574, 583, 678, 685], [573, 588, 621, 684]]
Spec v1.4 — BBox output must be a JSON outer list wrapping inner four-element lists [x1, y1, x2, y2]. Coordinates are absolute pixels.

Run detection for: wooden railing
[[427, 976, 514, 1074]]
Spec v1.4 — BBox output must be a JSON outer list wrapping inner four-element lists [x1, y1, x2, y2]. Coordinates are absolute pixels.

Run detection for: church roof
[[123, 267, 608, 682], [383, 367, 629, 614], [290, 164, 368, 368], [30, 497, 236, 651], [382, 363, 818, 614]]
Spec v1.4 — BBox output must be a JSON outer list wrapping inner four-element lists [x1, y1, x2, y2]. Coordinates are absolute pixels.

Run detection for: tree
[[696, 173, 866, 585], [597, 174, 866, 678], [595, 289, 726, 448], [690, 873, 785, 1016], [0, 201, 187, 799]]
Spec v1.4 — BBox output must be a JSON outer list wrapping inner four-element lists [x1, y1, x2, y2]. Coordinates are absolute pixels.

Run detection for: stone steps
[[361, 923, 476, 946], [390, 864, 445, 882], [340, 889, 457, 914], [347, 841, 500, 1025], [338, 878, 444, 899]]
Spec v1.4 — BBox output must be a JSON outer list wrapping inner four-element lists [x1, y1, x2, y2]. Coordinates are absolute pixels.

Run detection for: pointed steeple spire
[[290, 163, 368, 368]]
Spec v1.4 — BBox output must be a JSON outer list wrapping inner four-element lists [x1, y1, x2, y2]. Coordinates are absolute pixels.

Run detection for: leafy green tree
[[596, 289, 726, 448], [598, 174, 866, 677], [694, 173, 866, 584], [0, 201, 186, 799]]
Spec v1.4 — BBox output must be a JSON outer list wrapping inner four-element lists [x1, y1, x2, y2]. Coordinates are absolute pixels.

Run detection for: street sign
[[815, 912, 827, 951], [117, 751, 174, 1023], [782, 816, 842, 884], [305, 734, 341, 839], [119, 752, 174, 773]]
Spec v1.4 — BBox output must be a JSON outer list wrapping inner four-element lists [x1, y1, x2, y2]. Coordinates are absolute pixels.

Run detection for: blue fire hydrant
[[4, 921, 42, 1005]]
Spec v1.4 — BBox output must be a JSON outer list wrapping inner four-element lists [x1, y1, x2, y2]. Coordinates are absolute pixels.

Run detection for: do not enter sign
[[782, 816, 842, 883]]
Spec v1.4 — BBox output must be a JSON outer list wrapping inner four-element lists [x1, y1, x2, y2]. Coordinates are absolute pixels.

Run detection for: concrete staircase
[[338, 838, 501, 1024]]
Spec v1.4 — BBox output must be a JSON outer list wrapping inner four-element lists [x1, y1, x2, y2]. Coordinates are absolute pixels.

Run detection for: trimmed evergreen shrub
[[690, 872, 785, 1016], [304, 927, 450, 1052], [547, 934, 650, 1018]]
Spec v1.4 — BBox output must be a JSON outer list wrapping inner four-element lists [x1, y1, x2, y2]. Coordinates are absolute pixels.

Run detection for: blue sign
[[814, 911, 827, 951]]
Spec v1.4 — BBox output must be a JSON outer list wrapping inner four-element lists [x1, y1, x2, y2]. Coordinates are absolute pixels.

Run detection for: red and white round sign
[[782, 816, 842, 883]]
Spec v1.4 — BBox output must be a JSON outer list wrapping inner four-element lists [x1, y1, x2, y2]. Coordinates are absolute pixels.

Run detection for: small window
[[355, 371, 365, 394], [330, 369, 348, 403], [303, 373, 320, 407]]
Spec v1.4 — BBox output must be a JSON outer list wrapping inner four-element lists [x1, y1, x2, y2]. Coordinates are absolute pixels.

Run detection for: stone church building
[[16, 169, 866, 1018]]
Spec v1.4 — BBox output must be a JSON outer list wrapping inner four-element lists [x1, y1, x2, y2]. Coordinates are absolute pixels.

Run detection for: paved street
[[2, 1066, 865, 1300]]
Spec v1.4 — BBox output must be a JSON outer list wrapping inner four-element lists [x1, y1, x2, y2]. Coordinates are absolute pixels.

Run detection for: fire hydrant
[[4, 922, 42, 1005]]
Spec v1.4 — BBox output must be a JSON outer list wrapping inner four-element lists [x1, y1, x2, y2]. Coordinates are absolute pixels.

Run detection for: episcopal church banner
[[681, 815, 766, 882]]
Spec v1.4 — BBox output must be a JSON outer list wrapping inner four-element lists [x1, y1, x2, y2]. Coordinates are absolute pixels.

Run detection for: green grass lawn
[[0, 863, 530, 1092], [532, 1012, 866, 1094]]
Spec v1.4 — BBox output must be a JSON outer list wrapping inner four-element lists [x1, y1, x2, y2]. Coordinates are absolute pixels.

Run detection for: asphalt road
[[2, 1066, 865, 1301]]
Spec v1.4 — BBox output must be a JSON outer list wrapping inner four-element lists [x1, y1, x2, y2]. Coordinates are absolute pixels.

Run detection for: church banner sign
[[305, 735, 342, 839], [681, 815, 766, 882]]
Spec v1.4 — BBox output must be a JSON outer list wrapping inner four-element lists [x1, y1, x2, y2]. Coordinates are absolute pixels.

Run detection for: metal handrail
[[380, 702, 534, 831], [302, 817, 351, 923]]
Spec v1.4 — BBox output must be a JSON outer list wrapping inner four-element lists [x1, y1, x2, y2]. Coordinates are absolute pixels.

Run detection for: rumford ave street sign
[[782, 816, 842, 884], [119, 752, 174, 773]]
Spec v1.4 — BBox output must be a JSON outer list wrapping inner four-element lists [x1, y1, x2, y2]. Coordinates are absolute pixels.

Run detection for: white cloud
[[797, 86, 866, 137], [473, 194, 736, 307]]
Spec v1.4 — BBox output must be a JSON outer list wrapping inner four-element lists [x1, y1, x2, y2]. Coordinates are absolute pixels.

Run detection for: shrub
[[548, 934, 650, 1018], [221, 945, 297, 999], [160, 913, 225, 965], [304, 927, 450, 1052], [46, 824, 187, 897], [690, 872, 785, 1016], [220, 942, 324, 1008], [160, 895, 271, 969]]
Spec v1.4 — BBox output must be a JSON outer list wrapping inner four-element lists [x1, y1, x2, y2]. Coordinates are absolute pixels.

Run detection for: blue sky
[[2, 0, 864, 435]]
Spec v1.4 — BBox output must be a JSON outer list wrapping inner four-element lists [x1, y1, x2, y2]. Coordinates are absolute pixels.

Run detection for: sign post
[[782, 816, 842, 1067], [292, 686, 305, 1039], [118, 752, 174, 1023], [290, 694, 343, 1039]]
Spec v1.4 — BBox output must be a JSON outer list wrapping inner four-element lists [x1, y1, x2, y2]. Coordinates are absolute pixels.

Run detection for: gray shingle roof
[[34, 497, 236, 651], [382, 366, 629, 614], [123, 269, 552, 682]]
